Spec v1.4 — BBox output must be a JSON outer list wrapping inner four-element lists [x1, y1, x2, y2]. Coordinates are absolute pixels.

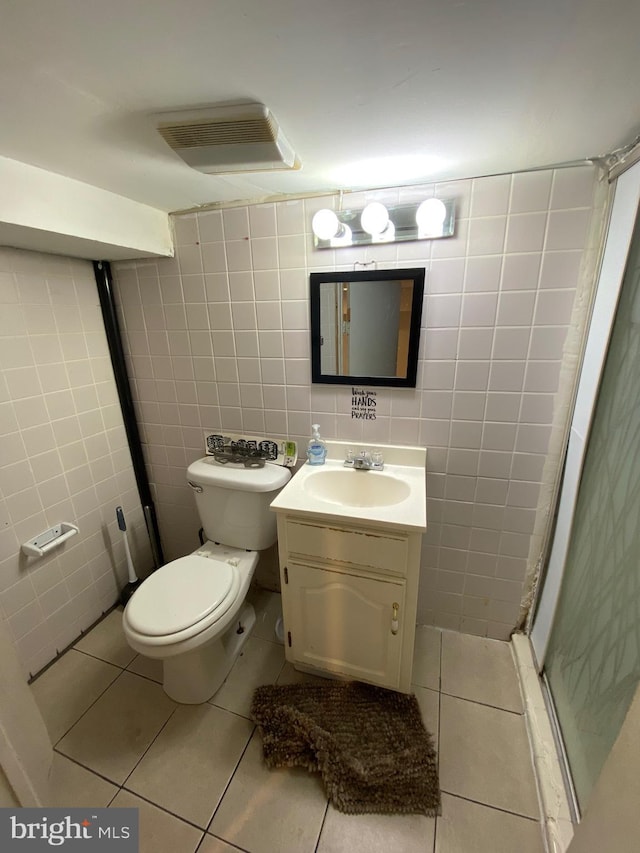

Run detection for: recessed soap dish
[[22, 523, 79, 559]]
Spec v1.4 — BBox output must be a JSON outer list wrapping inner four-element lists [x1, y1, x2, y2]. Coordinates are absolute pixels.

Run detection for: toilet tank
[[186, 457, 291, 550]]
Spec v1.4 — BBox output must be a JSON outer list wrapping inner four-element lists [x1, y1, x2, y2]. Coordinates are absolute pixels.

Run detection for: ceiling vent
[[154, 102, 300, 174]]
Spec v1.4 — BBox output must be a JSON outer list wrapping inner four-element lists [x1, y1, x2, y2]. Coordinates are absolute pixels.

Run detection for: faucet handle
[[371, 450, 384, 470], [344, 448, 383, 470]]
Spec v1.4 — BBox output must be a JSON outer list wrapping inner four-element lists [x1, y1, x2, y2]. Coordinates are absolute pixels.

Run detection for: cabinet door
[[285, 562, 405, 690]]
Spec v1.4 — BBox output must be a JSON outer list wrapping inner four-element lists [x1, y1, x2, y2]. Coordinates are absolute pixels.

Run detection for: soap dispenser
[[306, 424, 327, 466]]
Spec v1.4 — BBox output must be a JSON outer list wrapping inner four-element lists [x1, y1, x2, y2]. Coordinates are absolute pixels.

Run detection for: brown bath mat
[[251, 681, 440, 816]]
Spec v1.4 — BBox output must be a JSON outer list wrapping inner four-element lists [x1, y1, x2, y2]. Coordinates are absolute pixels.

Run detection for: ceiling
[[2, 0, 640, 215]]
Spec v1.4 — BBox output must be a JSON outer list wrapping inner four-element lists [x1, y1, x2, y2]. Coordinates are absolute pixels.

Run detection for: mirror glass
[[310, 268, 425, 387]]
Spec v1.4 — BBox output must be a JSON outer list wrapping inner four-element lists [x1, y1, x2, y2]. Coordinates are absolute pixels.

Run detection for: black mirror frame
[[310, 267, 425, 388]]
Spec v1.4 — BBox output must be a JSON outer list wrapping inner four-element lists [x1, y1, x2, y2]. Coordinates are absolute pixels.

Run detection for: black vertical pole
[[93, 260, 165, 568]]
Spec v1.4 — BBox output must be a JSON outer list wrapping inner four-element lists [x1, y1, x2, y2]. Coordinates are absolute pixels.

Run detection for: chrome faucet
[[344, 449, 384, 471]]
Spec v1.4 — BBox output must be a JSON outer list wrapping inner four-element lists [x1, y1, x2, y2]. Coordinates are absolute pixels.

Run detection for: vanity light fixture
[[311, 198, 455, 249]]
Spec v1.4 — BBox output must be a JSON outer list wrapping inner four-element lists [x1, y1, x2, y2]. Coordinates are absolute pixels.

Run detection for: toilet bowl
[[122, 456, 290, 704]]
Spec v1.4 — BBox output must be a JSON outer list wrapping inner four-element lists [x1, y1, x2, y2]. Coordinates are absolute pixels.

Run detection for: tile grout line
[[106, 787, 120, 809], [117, 784, 213, 833], [216, 827, 257, 853], [72, 642, 166, 690], [53, 664, 127, 748], [196, 832, 249, 853], [73, 646, 136, 669], [442, 790, 542, 823], [123, 665, 163, 687], [52, 748, 123, 791], [312, 800, 331, 853], [205, 724, 258, 838], [120, 702, 180, 790], [206, 698, 258, 724], [190, 830, 210, 853], [439, 689, 524, 715]]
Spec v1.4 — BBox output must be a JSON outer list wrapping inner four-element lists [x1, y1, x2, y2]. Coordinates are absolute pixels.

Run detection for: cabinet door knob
[[391, 602, 399, 635]]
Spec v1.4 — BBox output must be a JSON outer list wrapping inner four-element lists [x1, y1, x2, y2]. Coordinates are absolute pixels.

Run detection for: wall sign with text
[[351, 387, 377, 420]]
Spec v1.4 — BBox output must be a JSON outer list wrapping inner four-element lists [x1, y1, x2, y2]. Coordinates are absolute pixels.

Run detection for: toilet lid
[[126, 555, 235, 637]]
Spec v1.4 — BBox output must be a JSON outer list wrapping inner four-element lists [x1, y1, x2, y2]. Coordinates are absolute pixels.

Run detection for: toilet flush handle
[[188, 480, 203, 493]]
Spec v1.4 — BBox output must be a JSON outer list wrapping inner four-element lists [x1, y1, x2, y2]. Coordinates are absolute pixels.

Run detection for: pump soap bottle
[[306, 424, 327, 465]]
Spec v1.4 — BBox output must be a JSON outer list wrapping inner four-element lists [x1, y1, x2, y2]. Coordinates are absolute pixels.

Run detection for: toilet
[[122, 455, 291, 704]]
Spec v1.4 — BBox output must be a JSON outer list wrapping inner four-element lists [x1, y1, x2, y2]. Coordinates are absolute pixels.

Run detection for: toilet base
[[162, 602, 256, 704]]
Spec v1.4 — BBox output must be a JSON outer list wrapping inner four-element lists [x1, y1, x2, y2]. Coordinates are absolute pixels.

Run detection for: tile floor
[[30, 588, 546, 853]]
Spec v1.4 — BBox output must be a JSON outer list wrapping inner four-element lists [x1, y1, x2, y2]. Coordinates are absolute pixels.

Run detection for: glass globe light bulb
[[312, 209, 341, 241], [360, 202, 390, 236], [415, 198, 447, 235]]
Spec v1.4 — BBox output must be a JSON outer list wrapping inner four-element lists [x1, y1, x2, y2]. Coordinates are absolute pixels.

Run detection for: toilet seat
[[125, 554, 238, 640]]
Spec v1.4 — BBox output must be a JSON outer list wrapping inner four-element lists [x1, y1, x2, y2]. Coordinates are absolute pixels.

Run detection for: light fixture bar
[[311, 199, 455, 249]]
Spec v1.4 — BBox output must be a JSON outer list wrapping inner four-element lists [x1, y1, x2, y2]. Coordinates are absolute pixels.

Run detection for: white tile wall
[[112, 165, 604, 640], [0, 248, 153, 678]]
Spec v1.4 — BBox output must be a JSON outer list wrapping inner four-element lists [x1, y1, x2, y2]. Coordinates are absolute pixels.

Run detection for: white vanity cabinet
[[276, 514, 422, 693]]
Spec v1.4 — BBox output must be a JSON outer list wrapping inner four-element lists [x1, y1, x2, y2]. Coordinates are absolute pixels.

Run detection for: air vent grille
[[153, 102, 298, 174], [159, 115, 278, 149]]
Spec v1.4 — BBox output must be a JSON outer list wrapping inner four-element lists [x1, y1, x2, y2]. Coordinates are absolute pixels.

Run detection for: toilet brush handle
[[116, 506, 137, 585]]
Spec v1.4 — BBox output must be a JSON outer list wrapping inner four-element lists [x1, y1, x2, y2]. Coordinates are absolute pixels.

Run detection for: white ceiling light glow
[[311, 198, 455, 249], [328, 155, 450, 188]]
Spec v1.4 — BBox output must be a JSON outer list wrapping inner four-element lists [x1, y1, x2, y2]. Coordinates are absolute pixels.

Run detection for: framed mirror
[[310, 267, 425, 387]]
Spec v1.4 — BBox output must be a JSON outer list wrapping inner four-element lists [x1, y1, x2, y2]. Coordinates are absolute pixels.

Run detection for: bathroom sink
[[270, 440, 427, 531], [302, 468, 410, 507]]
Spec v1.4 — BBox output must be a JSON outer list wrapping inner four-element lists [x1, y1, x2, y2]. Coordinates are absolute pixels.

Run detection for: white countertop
[[270, 440, 427, 532]]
